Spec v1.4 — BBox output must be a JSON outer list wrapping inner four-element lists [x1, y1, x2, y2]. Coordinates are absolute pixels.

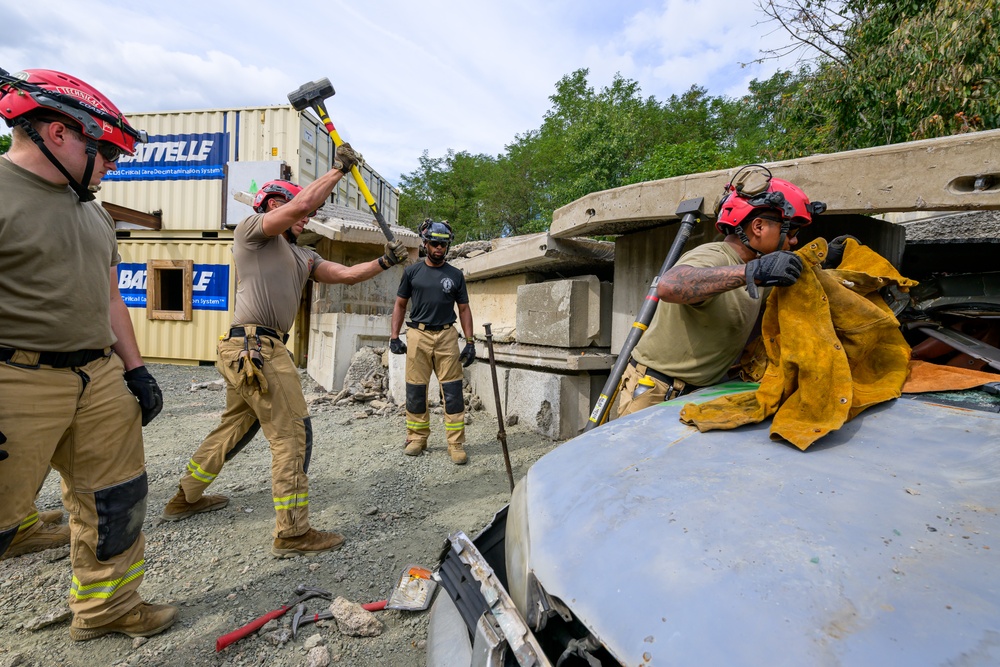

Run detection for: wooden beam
[[102, 202, 162, 230]]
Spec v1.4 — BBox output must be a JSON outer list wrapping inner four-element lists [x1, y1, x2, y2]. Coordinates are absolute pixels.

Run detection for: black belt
[[629, 356, 679, 387], [407, 321, 452, 332], [229, 326, 289, 344], [0, 347, 108, 368]]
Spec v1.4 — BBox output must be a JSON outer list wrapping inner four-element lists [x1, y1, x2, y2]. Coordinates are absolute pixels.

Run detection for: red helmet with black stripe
[[0, 68, 144, 155], [716, 169, 825, 236], [252, 179, 303, 213]]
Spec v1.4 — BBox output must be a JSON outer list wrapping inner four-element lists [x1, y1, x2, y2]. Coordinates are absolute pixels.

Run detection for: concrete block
[[468, 363, 607, 440], [467, 274, 542, 343], [307, 312, 391, 392], [516, 276, 612, 348]]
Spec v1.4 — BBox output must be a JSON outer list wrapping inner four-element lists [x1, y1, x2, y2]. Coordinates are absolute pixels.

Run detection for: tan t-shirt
[[232, 214, 325, 332], [631, 241, 765, 387], [0, 158, 119, 351]]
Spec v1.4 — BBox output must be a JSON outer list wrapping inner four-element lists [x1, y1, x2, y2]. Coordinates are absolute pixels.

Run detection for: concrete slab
[[516, 276, 612, 348], [468, 274, 543, 343], [452, 232, 614, 281], [307, 312, 391, 392], [468, 363, 606, 440], [550, 129, 1000, 239]]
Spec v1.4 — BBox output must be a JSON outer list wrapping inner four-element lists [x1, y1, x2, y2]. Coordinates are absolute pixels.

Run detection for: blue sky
[[1, 0, 804, 186]]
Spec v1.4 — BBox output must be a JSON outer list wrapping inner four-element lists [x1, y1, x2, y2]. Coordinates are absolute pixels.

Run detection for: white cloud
[[1, 0, 806, 183]]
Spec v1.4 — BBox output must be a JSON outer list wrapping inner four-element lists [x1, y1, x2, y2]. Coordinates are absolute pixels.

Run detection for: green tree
[[758, 0, 1000, 150], [0, 133, 10, 154]]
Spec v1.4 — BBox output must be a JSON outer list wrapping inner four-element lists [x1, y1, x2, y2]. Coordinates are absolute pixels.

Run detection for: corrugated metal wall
[[118, 239, 235, 363], [100, 105, 399, 233]]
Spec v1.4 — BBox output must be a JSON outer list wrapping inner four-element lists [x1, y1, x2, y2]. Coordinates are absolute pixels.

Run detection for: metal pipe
[[584, 198, 705, 431], [483, 322, 515, 492]]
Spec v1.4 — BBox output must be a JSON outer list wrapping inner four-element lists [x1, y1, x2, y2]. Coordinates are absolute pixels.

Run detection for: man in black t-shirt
[[390, 220, 476, 464]]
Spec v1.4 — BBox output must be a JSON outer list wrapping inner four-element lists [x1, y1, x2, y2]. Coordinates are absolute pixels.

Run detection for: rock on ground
[[0, 362, 561, 666]]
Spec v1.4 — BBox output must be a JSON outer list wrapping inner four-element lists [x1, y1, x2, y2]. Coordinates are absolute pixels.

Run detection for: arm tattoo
[[657, 265, 746, 304]]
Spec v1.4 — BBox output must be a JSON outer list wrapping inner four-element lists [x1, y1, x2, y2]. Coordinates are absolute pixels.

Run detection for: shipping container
[[98, 105, 398, 233]]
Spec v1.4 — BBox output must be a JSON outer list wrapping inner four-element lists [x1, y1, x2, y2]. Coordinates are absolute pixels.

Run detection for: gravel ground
[[0, 361, 561, 667]]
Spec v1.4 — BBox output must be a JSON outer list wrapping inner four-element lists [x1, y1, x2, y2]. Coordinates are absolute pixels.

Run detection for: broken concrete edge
[[550, 128, 1000, 239], [452, 232, 614, 282]]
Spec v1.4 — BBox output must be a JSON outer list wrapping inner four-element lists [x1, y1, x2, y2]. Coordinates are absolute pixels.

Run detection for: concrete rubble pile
[[312, 346, 485, 422]]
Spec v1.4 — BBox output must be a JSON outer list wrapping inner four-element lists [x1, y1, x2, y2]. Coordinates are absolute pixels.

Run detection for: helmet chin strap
[[736, 216, 789, 257], [18, 118, 98, 202]]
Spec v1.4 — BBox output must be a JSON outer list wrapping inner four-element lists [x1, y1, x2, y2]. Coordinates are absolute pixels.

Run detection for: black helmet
[[418, 219, 454, 244]]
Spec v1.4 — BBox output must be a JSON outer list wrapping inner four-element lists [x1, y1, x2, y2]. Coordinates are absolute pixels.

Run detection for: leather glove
[[822, 235, 859, 270], [123, 366, 164, 426], [459, 341, 476, 367], [333, 142, 362, 174], [389, 337, 407, 355], [379, 240, 408, 269], [745, 250, 803, 299]]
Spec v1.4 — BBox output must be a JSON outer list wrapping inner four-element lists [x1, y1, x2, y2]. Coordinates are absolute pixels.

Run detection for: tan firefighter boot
[[1, 521, 70, 560], [161, 485, 229, 521], [404, 439, 427, 456], [272, 528, 346, 558], [448, 443, 468, 465], [70, 602, 178, 641]]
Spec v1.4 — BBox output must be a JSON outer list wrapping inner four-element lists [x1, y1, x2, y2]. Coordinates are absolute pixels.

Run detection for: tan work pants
[[179, 328, 312, 539], [405, 326, 465, 447], [0, 353, 146, 627], [616, 360, 687, 418]]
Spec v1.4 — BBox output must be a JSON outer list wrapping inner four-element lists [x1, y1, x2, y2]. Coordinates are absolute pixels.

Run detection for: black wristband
[[377, 256, 390, 270]]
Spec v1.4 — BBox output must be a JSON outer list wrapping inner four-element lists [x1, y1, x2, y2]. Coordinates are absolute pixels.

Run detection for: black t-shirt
[[397, 261, 469, 327]]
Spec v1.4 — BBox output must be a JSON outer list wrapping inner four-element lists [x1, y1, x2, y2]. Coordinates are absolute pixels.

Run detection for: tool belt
[[628, 356, 694, 399], [229, 326, 289, 344], [0, 346, 109, 368], [407, 322, 452, 332]]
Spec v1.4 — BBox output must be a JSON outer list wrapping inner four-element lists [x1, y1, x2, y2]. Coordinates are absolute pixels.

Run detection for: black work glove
[[822, 235, 859, 270], [333, 142, 362, 174], [378, 240, 408, 269], [124, 366, 164, 426], [0, 428, 7, 461], [389, 337, 407, 355], [459, 341, 476, 367], [745, 250, 803, 299]]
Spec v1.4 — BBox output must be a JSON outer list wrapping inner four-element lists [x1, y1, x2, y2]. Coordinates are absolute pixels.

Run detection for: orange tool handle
[[215, 606, 288, 651]]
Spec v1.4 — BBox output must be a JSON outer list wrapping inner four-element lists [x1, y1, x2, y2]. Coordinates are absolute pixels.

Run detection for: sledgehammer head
[[288, 78, 335, 111]]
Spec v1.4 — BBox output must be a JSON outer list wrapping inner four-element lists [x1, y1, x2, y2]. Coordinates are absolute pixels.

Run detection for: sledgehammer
[[287, 78, 395, 243]]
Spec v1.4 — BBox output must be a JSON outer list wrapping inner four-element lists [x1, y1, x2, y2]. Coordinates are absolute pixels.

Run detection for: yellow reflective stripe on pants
[[274, 493, 308, 511], [444, 421, 465, 431], [70, 560, 145, 600], [406, 420, 431, 430], [187, 459, 217, 484], [18, 512, 39, 533]]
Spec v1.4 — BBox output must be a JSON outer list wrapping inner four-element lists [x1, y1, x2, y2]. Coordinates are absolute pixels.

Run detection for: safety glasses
[[758, 215, 802, 238], [427, 241, 448, 248], [62, 123, 125, 161]]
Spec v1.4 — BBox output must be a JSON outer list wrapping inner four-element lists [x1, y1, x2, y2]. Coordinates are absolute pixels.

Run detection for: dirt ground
[[0, 360, 562, 667]]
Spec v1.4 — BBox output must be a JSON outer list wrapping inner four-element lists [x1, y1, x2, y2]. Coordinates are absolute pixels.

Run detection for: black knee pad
[[0, 525, 16, 559], [406, 383, 427, 414], [442, 379, 464, 414], [225, 420, 262, 461], [95, 471, 148, 561], [303, 416, 313, 474]]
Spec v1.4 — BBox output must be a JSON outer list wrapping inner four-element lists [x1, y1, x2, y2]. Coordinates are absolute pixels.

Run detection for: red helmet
[[252, 179, 303, 213], [0, 68, 144, 155], [716, 172, 825, 236]]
